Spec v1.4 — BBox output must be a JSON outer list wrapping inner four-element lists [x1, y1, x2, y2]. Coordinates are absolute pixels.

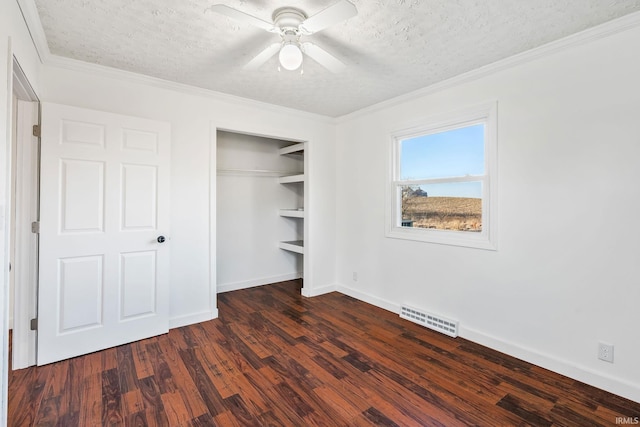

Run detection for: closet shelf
[[279, 209, 304, 218], [279, 240, 304, 254], [217, 168, 299, 177], [279, 143, 304, 155], [278, 174, 304, 184]]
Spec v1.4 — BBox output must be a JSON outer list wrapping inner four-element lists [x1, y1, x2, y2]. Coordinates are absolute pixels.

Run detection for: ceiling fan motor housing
[[272, 7, 307, 34]]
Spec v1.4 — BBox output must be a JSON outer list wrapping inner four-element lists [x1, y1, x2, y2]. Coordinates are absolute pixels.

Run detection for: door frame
[[10, 57, 40, 369]]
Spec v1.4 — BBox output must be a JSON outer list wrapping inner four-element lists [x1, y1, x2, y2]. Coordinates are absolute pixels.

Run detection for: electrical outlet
[[352, 271, 358, 282], [598, 342, 614, 363]]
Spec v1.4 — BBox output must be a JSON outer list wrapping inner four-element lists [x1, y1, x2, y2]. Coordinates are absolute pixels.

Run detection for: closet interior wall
[[216, 131, 303, 293]]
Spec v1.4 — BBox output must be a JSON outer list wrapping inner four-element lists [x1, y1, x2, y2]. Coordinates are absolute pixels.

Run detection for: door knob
[[157, 235, 166, 243]]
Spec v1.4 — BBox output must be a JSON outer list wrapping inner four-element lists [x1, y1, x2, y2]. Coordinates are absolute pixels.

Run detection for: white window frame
[[386, 101, 498, 250]]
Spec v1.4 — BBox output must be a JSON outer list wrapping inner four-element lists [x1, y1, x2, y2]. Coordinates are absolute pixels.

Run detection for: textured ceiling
[[33, 0, 640, 117]]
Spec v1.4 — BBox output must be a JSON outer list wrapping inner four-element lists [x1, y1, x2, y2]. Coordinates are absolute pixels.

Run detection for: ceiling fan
[[207, 0, 357, 73]]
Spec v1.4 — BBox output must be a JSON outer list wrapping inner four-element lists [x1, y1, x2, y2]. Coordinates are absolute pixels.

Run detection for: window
[[387, 102, 497, 250]]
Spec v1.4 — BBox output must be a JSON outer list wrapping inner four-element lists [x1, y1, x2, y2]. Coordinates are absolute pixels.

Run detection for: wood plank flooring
[[8, 280, 640, 426]]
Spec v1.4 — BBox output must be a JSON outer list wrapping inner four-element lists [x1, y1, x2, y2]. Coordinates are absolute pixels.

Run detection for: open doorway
[[10, 57, 40, 369]]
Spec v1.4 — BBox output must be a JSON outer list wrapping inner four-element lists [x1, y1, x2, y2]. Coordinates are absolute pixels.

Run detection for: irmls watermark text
[[616, 417, 640, 425]]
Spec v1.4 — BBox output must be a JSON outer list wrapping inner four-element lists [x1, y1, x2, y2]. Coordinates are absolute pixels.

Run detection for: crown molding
[[17, 0, 640, 124], [336, 10, 640, 123], [43, 55, 334, 124], [16, 0, 51, 63], [17, 1, 332, 124]]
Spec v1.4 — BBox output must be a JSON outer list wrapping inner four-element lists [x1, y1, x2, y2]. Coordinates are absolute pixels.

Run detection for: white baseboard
[[302, 283, 337, 297], [169, 309, 218, 330], [335, 282, 640, 403], [336, 283, 400, 314], [461, 326, 640, 403], [217, 272, 302, 294]]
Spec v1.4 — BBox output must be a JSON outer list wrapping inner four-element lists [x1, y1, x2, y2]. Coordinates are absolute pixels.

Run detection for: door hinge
[[32, 124, 41, 137], [30, 318, 38, 331], [31, 221, 40, 234]]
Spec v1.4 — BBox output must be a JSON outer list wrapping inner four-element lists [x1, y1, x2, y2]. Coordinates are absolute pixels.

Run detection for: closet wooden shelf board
[[279, 209, 304, 218], [279, 240, 304, 254], [279, 143, 304, 155], [278, 174, 304, 184]]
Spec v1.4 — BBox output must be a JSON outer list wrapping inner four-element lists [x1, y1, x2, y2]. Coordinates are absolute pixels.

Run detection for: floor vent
[[400, 305, 459, 338]]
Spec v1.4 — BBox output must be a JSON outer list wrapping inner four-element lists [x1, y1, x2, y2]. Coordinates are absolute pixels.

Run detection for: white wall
[[0, 0, 43, 421], [40, 63, 336, 326], [335, 24, 640, 401], [5, 0, 639, 416], [216, 131, 303, 292]]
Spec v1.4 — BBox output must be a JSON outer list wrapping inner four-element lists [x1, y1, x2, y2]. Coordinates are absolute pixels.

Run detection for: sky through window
[[400, 124, 484, 198]]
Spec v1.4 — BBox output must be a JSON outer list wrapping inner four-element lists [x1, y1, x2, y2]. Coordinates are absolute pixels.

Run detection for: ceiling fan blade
[[206, 5, 277, 33], [243, 43, 281, 71], [299, 0, 357, 35], [301, 42, 346, 73]]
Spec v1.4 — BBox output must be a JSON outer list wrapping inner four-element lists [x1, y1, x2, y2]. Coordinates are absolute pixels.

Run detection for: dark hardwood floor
[[8, 280, 640, 426]]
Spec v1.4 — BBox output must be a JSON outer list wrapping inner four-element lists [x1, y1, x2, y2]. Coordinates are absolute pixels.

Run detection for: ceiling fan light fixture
[[210, 1, 356, 73], [279, 42, 303, 71]]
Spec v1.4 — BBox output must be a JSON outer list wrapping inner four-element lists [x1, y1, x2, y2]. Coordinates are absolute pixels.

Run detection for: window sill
[[386, 226, 497, 251]]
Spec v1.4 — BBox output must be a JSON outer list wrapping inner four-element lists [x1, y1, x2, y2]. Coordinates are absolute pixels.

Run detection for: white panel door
[[38, 103, 171, 365]]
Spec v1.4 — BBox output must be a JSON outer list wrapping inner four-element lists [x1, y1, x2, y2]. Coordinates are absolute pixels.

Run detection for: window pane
[[401, 182, 482, 232], [400, 124, 484, 180]]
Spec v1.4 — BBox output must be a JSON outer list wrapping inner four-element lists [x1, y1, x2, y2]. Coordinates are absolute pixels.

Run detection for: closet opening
[[216, 130, 307, 294]]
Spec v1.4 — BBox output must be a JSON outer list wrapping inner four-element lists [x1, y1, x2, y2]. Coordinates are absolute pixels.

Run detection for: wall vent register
[[400, 305, 459, 338]]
